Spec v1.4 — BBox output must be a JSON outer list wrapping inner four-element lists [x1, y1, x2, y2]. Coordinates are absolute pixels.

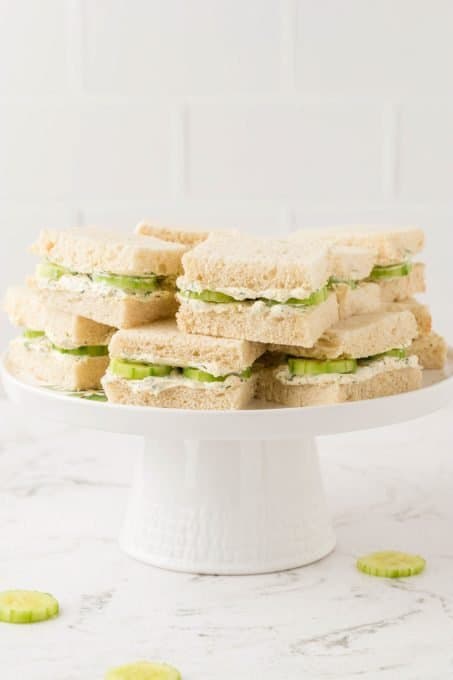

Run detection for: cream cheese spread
[[177, 277, 327, 304], [275, 355, 419, 386], [36, 274, 168, 301], [102, 371, 245, 395]]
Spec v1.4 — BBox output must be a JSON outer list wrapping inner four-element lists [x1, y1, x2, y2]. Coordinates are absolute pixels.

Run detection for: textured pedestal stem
[[120, 437, 335, 574]]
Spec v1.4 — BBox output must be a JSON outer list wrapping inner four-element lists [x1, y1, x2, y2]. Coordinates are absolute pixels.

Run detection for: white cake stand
[[2, 354, 453, 575]]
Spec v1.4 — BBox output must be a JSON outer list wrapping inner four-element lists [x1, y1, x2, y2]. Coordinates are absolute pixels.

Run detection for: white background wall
[[0, 0, 452, 344]]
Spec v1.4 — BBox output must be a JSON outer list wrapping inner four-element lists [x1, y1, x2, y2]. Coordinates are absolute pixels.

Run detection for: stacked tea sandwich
[[3, 227, 187, 395], [255, 227, 446, 407], [103, 226, 435, 409]]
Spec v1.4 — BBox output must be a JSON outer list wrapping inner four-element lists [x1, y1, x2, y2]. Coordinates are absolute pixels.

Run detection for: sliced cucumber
[[0, 590, 59, 624], [239, 367, 252, 379], [328, 277, 358, 289], [23, 329, 45, 339], [357, 551, 425, 578], [181, 289, 236, 303], [105, 661, 181, 680], [93, 273, 159, 294], [110, 358, 172, 380], [358, 348, 407, 365], [182, 367, 226, 382], [369, 262, 412, 281], [288, 357, 357, 376], [37, 261, 69, 280], [284, 286, 329, 307], [52, 344, 109, 357]]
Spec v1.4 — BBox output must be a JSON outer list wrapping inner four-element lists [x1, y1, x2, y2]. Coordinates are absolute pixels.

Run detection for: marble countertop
[[1, 397, 453, 680]]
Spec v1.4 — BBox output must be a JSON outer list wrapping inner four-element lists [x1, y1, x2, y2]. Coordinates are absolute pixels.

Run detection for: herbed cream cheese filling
[[112, 350, 247, 378], [275, 355, 419, 386], [36, 273, 171, 301], [176, 277, 328, 304], [13, 335, 87, 362], [176, 295, 323, 317], [102, 370, 245, 395]]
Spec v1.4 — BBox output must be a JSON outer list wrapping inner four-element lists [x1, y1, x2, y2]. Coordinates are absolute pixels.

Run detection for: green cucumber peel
[[288, 357, 357, 376], [52, 344, 108, 357], [358, 348, 407, 365], [328, 277, 358, 290], [23, 329, 45, 339], [369, 262, 413, 281]]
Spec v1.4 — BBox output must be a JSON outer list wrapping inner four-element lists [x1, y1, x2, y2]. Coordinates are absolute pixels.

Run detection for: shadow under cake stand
[[2, 353, 453, 575]]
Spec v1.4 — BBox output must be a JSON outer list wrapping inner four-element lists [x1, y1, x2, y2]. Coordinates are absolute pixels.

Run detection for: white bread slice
[[408, 331, 447, 369], [256, 358, 422, 407], [269, 310, 418, 359], [328, 245, 375, 281], [334, 281, 381, 320], [176, 293, 339, 347], [378, 263, 425, 302], [4, 285, 114, 349], [135, 221, 239, 246], [6, 338, 108, 390], [32, 282, 177, 329], [381, 299, 432, 335], [290, 226, 424, 266], [32, 227, 187, 276], [180, 233, 330, 298], [102, 372, 255, 410], [109, 320, 264, 376]]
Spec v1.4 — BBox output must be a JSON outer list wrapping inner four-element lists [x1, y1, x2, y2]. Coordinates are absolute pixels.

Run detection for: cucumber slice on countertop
[[357, 551, 426, 578], [369, 262, 412, 281], [110, 358, 172, 380], [52, 344, 109, 357], [23, 329, 45, 339], [36, 261, 70, 280], [181, 289, 236, 303], [93, 273, 159, 294], [0, 590, 59, 624], [182, 367, 226, 382], [288, 357, 357, 376], [105, 661, 181, 680]]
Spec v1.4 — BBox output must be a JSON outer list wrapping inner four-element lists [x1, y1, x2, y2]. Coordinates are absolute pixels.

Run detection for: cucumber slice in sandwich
[[93, 273, 159, 294], [183, 366, 252, 382], [181, 289, 236, 303], [52, 344, 109, 357], [358, 348, 407, 365], [110, 358, 172, 379], [357, 551, 425, 578], [105, 661, 181, 680], [284, 286, 329, 306], [369, 262, 412, 281], [23, 329, 45, 339], [37, 261, 70, 280], [0, 590, 59, 623], [288, 357, 357, 376]]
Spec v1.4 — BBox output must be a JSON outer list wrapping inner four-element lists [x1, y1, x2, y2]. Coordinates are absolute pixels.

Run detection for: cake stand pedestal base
[[120, 437, 336, 575]]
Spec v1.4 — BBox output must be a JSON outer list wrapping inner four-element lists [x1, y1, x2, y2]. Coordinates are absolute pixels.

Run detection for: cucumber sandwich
[[31, 227, 187, 329], [290, 226, 426, 310], [102, 320, 265, 409], [176, 233, 339, 347], [4, 285, 112, 391], [257, 309, 423, 407]]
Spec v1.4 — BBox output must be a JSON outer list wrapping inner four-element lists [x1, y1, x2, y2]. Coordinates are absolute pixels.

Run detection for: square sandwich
[[102, 320, 265, 410], [258, 309, 422, 407], [32, 227, 187, 328], [290, 226, 426, 304], [176, 233, 339, 347], [382, 299, 447, 369], [4, 286, 113, 391]]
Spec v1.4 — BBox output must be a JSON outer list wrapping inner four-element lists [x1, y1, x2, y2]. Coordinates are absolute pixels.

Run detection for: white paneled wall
[[0, 0, 452, 344]]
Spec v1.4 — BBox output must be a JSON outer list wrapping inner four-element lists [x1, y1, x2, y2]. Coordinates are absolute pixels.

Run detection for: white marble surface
[[1, 397, 453, 680]]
